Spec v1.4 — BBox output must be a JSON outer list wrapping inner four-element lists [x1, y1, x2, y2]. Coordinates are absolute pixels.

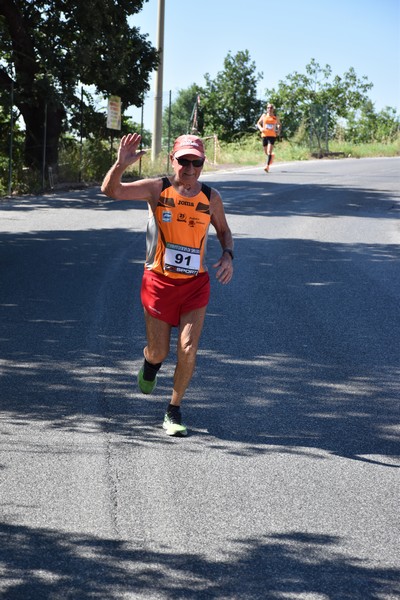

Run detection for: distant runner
[[257, 103, 282, 172]]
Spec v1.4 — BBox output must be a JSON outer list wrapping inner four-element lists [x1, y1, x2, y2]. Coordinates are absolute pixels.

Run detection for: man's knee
[[144, 345, 169, 365]]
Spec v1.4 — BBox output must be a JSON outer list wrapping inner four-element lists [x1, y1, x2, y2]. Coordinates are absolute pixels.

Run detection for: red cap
[[172, 135, 205, 159]]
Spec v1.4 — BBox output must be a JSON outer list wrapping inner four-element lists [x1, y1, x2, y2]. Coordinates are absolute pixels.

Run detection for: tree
[[266, 59, 374, 143], [345, 101, 400, 144], [373, 106, 400, 142], [201, 50, 263, 141], [0, 0, 158, 170], [162, 84, 204, 143]]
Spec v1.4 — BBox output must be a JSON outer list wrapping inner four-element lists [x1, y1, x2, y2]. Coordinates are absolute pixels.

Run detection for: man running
[[101, 133, 234, 436], [257, 104, 282, 172]]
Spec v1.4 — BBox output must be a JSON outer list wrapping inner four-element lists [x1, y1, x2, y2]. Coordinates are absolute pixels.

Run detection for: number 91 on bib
[[164, 242, 201, 275]]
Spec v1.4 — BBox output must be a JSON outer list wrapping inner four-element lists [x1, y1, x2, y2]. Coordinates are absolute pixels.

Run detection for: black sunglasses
[[175, 156, 205, 167]]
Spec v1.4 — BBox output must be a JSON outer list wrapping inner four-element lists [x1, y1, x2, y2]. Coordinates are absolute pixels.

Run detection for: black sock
[[143, 358, 162, 381], [268, 154, 272, 165], [167, 403, 180, 416]]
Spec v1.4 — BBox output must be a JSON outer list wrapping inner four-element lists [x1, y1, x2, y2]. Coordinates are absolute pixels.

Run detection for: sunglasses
[[175, 156, 205, 167]]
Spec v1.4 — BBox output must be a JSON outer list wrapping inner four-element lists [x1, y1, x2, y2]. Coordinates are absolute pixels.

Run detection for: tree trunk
[[20, 101, 65, 171]]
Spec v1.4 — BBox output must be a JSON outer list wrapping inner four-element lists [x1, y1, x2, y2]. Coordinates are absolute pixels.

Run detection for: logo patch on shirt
[[195, 202, 210, 214], [162, 211, 173, 223]]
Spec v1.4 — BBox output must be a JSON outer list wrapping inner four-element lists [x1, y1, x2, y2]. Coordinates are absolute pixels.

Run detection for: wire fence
[[308, 104, 330, 155]]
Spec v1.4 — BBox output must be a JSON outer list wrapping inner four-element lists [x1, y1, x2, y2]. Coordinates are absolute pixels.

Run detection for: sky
[[127, 0, 400, 130]]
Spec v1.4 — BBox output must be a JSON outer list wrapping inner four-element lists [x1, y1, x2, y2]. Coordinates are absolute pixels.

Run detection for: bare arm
[[256, 114, 265, 132], [101, 133, 161, 202], [210, 189, 234, 284]]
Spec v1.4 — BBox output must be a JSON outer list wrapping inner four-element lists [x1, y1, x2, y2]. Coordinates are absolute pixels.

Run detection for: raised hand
[[117, 133, 146, 167]]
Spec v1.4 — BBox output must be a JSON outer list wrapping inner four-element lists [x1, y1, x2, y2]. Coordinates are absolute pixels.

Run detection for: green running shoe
[[163, 411, 188, 437], [137, 367, 157, 394]]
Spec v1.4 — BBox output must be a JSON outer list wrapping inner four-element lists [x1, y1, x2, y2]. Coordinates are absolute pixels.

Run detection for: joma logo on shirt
[[178, 200, 194, 207]]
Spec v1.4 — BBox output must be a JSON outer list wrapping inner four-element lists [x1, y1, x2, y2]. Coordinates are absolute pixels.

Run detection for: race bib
[[164, 243, 200, 275]]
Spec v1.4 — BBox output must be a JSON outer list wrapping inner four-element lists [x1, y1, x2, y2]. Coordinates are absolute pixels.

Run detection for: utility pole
[[151, 0, 165, 161]]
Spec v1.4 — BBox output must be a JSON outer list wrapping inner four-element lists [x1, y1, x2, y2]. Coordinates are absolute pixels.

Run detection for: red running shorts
[[141, 269, 211, 327]]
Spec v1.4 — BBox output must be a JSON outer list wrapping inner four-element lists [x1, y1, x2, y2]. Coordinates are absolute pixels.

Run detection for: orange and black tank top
[[145, 177, 212, 279], [262, 114, 278, 137]]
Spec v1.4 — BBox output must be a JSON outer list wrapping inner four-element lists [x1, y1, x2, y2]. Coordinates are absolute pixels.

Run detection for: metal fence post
[[7, 81, 14, 196], [42, 103, 47, 190], [79, 86, 83, 182]]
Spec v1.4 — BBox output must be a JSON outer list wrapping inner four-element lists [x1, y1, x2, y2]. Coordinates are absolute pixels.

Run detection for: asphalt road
[[1, 157, 399, 599]]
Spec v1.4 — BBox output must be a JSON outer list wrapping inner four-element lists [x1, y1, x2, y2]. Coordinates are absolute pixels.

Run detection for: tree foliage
[[344, 101, 400, 144], [161, 51, 263, 144], [0, 0, 158, 169], [162, 84, 203, 143], [266, 58, 374, 140], [201, 50, 263, 141]]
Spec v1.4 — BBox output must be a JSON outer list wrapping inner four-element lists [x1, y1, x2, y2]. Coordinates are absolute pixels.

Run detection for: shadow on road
[[196, 234, 400, 467], [0, 225, 398, 463], [0, 522, 398, 599]]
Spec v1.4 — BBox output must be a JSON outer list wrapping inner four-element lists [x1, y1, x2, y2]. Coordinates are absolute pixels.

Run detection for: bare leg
[[267, 142, 273, 164], [264, 142, 271, 171], [170, 306, 207, 407], [143, 308, 171, 364]]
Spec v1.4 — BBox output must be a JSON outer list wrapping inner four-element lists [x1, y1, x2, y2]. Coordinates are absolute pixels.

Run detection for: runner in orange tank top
[[101, 132, 234, 436], [256, 103, 282, 172]]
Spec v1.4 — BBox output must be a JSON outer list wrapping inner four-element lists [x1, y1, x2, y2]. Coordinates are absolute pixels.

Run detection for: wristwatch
[[223, 248, 234, 260]]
